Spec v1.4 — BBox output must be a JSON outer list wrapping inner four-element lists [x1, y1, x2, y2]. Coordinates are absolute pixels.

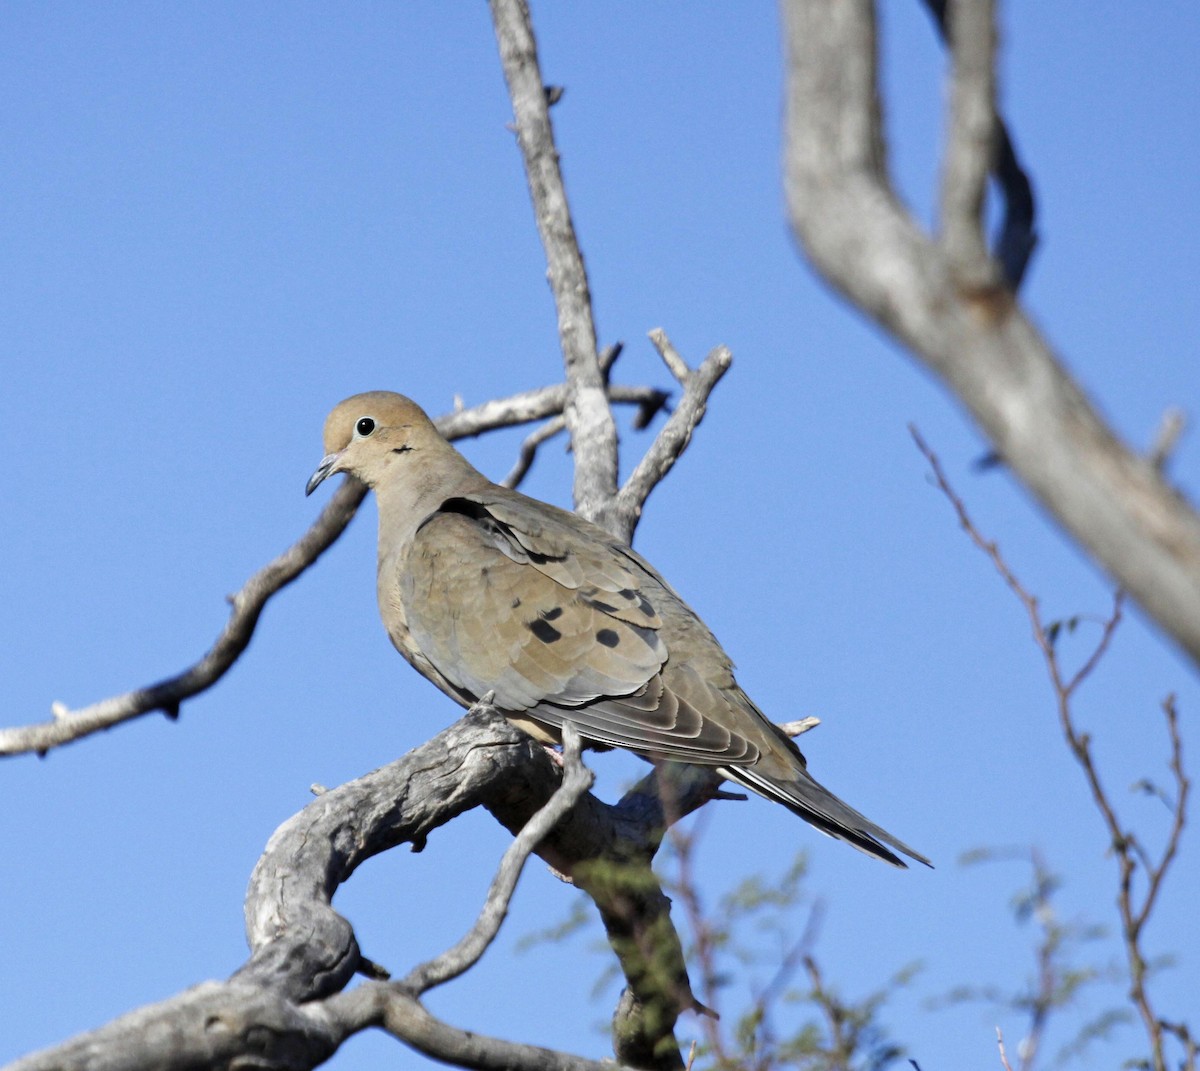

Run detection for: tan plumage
[[307, 391, 929, 868]]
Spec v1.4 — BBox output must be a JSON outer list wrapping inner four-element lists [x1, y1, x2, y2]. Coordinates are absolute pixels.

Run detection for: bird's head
[[306, 391, 438, 495]]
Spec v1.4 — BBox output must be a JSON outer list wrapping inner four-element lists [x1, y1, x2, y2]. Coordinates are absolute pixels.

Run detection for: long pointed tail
[[719, 764, 932, 868]]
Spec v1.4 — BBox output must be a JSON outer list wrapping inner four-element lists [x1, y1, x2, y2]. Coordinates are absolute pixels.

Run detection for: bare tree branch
[[937, 0, 999, 286], [0, 476, 366, 759], [781, 0, 1200, 672], [503, 415, 568, 489], [614, 332, 733, 540], [403, 721, 593, 993], [487, 4, 728, 548], [488, 0, 618, 524], [921, 0, 1037, 287], [914, 427, 1194, 1071], [15, 708, 706, 1071], [329, 983, 619, 1071]]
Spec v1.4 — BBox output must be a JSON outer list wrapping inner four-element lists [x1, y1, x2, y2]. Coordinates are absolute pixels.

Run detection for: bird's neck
[[373, 444, 491, 550]]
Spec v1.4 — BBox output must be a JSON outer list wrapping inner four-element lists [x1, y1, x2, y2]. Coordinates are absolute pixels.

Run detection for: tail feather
[[719, 764, 932, 869]]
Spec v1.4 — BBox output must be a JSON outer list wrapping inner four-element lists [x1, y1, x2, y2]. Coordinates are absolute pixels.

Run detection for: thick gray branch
[[6, 982, 344, 1071], [921, 0, 1037, 286], [781, 0, 1200, 670], [938, 0, 998, 285], [14, 709, 709, 1071]]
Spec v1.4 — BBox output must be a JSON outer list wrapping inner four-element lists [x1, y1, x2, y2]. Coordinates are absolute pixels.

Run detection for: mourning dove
[[307, 391, 929, 868]]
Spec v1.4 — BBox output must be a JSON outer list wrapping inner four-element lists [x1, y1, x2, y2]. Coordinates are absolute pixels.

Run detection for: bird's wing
[[399, 493, 765, 762]]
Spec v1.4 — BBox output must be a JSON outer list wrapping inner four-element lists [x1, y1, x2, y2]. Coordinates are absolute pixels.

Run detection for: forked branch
[[13, 709, 710, 1071], [781, 0, 1200, 670]]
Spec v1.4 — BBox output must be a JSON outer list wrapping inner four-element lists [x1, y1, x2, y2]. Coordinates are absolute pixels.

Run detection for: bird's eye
[[356, 417, 376, 437]]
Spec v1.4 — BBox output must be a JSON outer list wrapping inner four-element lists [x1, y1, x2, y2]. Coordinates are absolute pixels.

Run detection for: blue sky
[[2, 4, 1197, 1069]]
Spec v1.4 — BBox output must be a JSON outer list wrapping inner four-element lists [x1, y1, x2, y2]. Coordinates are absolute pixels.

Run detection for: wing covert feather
[[402, 511, 666, 711], [401, 496, 775, 767]]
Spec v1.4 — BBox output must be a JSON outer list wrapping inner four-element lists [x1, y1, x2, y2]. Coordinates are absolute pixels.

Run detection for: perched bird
[[307, 391, 929, 868]]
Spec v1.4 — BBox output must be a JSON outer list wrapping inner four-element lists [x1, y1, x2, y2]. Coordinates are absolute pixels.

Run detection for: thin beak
[[306, 452, 343, 496]]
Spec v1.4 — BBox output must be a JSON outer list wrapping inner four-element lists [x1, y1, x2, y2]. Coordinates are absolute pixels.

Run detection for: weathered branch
[[922, 0, 1037, 287], [0, 476, 366, 759], [937, 0, 999, 286], [488, 0, 618, 524], [614, 331, 733, 540], [402, 721, 593, 993], [781, 0, 1200, 671], [13, 708, 703, 1071]]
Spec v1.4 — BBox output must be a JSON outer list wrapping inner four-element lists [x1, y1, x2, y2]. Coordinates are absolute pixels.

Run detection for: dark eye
[[356, 417, 376, 437]]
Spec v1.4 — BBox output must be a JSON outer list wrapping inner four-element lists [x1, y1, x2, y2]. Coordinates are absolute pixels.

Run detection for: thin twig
[[402, 721, 593, 993], [803, 956, 853, 1068], [666, 810, 730, 1066], [0, 476, 367, 758], [437, 378, 667, 441], [615, 335, 732, 540], [913, 427, 1192, 1071], [996, 1026, 1016, 1071], [502, 415, 567, 489], [752, 902, 825, 1064]]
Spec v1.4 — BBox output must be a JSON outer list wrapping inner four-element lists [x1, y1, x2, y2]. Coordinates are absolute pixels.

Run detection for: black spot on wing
[[596, 629, 620, 648], [542, 607, 564, 621], [528, 618, 562, 644], [620, 587, 656, 616], [627, 624, 660, 650]]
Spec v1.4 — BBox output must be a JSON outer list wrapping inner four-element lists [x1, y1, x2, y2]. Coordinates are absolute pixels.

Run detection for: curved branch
[[403, 722, 593, 993], [2, 381, 671, 758], [328, 983, 616, 1071], [14, 709, 685, 1071], [0, 476, 367, 759], [914, 429, 1194, 1071], [503, 415, 568, 489], [781, 0, 1200, 671]]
